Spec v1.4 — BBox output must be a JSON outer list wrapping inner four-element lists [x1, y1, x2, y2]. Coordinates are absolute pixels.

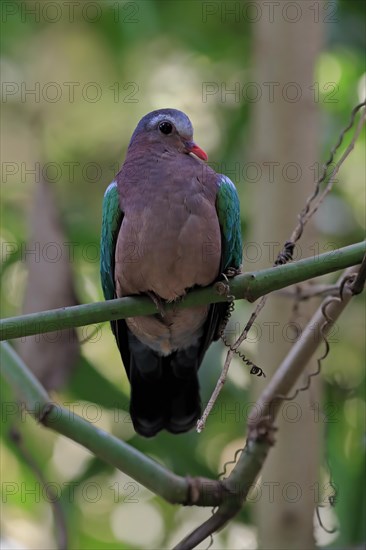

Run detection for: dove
[[100, 109, 242, 437]]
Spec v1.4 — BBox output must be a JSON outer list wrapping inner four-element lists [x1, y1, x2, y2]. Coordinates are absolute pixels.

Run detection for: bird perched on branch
[[100, 109, 242, 437]]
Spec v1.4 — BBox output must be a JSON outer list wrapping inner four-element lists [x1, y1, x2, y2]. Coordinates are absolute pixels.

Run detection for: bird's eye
[[159, 121, 173, 135]]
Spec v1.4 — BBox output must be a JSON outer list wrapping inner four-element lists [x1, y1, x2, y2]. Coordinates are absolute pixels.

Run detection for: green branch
[[1, 241, 364, 341], [172, 266, 362, 550], [1, 260, 363, 550], [0, 342, 223, 507]]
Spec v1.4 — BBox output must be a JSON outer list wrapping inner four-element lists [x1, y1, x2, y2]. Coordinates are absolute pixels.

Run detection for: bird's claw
[[215, 280, 230, 296], [224, 266, 242, 278], [215, 267, 241, 296]]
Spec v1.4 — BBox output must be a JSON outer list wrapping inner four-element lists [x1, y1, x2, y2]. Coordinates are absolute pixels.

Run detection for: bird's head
[[129, 109, 208, 161]]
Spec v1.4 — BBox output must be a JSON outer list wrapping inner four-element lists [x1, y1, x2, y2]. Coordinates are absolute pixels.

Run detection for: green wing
[[215, 175, 243, 270], [100, 181, 123, 300], [199, 175, 242, 349]]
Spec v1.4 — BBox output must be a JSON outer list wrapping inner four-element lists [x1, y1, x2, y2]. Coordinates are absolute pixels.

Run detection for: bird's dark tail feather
[[129, 352, 201, 438], [112, 321, 203, 437]]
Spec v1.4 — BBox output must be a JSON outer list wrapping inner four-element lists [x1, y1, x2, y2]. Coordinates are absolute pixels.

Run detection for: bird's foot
[[224, 266, 242, 278], [215, 279, 230, 296], [147, 291, 166, 319], [215, 267, 242, 296]]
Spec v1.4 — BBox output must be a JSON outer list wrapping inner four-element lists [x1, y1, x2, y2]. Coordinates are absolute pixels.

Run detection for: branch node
[[37, 402, 54, 424], [248, 415, 277, 446], [184, 477, 224, 506], [185, 476, 201, 505]]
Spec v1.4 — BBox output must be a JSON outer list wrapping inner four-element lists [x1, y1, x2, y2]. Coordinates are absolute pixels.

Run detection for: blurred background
[[1, 1, 365, 549]]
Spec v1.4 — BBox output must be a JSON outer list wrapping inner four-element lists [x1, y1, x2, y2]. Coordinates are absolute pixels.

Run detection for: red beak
[[185, 141, 208, 162]]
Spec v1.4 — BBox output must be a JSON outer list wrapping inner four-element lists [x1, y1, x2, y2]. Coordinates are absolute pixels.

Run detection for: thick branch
[[1, 261, 363, 550], [0, 342, 224, 508], [1, 247, 364, 550], [1, 241, 364, 341], [174, 266, 361, 549]]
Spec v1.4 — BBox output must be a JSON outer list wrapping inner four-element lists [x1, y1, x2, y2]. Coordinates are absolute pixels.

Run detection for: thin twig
[[9, 427, 68, 550], [173, 509, 234, 550], [276, 283, 340, 300], [304, 107, 366, 222], [197, 100, 366, 433], [249, 266, 359, 424], [289, 99, 366, 245], [197, 297, 267, 432], [350, 252, 366, 295]]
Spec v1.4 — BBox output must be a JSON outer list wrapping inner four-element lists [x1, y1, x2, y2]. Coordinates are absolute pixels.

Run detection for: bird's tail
[[129, 350, 201, 438], [112, 321, 202, 437]]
